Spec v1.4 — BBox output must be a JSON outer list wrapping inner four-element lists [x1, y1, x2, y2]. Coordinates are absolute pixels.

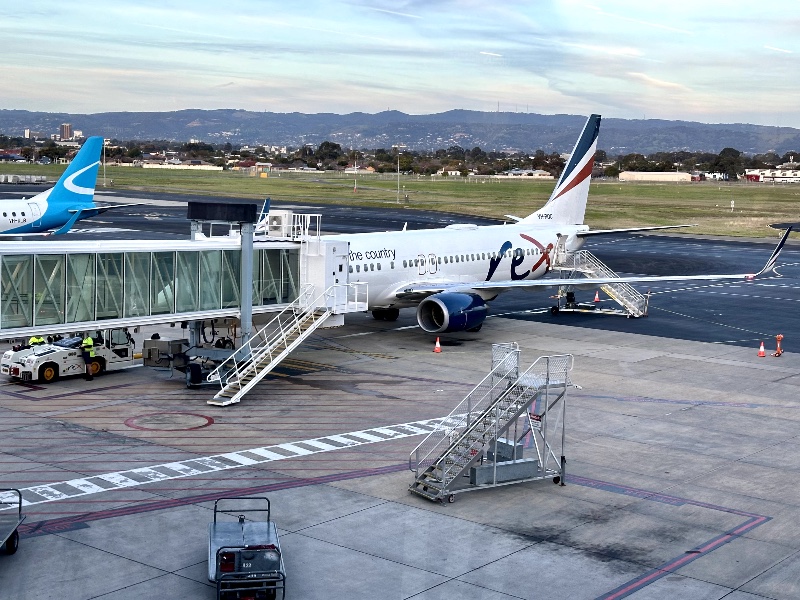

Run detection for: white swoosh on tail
[[63, 160, 100, 195]]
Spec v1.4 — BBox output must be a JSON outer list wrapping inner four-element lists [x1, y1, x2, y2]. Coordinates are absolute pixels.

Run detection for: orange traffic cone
[[758, 341, 766, 358], [594, 291, 600, 303], [433, 337, 442, 353]]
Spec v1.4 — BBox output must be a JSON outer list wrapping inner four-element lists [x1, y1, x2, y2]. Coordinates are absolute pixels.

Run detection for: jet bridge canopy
[[0, 237, 301, 338]]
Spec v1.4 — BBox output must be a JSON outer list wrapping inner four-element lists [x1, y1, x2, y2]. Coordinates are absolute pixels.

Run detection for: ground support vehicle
[[208, 497, 286, 600], [0, 489, 25, 555], [1, 328, 136, 383]]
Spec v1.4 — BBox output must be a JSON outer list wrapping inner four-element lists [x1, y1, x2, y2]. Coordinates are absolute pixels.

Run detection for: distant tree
[[315, 141, 342, 161], [594, 149, 607, 162], [713, 147, 743, 180], [604, 165, 620, 178], [781, 151, 800, 164], [127, 147, 142, 159]]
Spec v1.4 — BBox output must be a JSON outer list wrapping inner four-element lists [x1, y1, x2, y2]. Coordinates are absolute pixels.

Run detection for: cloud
[[627, 72, 691, 92], [764, 45, 792, 53]]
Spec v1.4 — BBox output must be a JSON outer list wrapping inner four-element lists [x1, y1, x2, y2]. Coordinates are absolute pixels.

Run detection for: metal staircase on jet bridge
[[554, 249, 649, 317], [207, 283, 366, 406], [408, 345, 573, 503]]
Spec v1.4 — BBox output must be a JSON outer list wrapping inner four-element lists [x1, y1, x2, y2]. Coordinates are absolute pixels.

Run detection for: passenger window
[[444, 257, 448, 264], [455, 256, 459, 263], [356, 265, 360, 272], [437, 257, 442, 264], [377, 263, 381, 270], [2, 213, 5, 217], [349, 266, 353, 273], [363, 264, 367, 272], [403, 260, 407, 268], [370, 264, 374, 271], [414, 259, 418, 266], [471, 254, 475, 261], [390, 261, 395, 269], [11, 212, 15, 217], [21, 212, 25, 216]]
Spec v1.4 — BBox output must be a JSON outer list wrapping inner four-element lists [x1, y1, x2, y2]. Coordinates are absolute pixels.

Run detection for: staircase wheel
[[550, 306, 559, 316], [447, 494, 455, 503], [552, 476, 561, 485]]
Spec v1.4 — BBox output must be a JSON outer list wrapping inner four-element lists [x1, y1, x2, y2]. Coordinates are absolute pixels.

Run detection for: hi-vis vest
[[81, 337, 95, 358], [29, 336, 45, 345]]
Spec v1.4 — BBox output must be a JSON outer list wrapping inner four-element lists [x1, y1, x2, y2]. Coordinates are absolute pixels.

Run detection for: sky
[[2, 1, 799, 127]]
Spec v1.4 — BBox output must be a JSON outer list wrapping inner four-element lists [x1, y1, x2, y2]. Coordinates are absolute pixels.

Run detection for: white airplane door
[[428, 253, 438, 274], [28, 202, 42, 227], [417, 254, 426, 276]]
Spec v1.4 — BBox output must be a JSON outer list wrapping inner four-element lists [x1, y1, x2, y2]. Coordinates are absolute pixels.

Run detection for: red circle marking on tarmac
[[124, 412, 214, 431]]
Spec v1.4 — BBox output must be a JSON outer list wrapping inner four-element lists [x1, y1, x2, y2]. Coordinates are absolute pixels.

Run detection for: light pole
[[103, 139, 108, 187], [393, 144, 406, 203]]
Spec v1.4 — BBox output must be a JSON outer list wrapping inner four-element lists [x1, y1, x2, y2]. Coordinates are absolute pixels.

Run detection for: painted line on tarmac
[[0, 414, 464, 509], [576, 475, 771, 600]]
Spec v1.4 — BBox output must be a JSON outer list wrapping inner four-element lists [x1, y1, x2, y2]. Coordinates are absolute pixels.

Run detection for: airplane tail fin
[[33, 137, 103, 207], [523, 114, 601, 225]]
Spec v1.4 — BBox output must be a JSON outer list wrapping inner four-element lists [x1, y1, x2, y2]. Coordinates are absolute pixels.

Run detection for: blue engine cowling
[[416, 292, 487, 333]]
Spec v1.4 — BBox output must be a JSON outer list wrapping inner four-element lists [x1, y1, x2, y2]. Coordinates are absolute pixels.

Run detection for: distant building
[[495, 169, 554, 179], [60, 123, 73, 140], [619, 171, 691, 183], [744, 169, 800, 183]]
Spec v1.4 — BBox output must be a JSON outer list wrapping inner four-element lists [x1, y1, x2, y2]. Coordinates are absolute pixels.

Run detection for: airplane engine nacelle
[[416, 293, 487, 333]]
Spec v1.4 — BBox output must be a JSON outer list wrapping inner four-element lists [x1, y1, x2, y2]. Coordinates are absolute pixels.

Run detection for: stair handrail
[[409, 353, 573, 478], [207, 282, 368, 389], [409, 351, 520, 474]]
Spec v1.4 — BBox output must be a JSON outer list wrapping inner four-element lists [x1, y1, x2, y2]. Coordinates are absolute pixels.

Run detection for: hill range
[[1, 109, 799, 155]]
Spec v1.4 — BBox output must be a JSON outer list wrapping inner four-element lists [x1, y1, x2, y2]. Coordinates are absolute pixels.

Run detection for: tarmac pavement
[[1, 310, 800, 599]]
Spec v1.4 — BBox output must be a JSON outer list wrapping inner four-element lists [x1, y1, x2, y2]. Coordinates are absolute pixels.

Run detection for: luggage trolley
[[208, 497, 286, 600], [0, 489, 25, 556]]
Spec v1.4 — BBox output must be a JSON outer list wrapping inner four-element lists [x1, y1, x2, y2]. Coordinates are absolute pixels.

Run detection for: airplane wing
[[395, 227, 792, 299]]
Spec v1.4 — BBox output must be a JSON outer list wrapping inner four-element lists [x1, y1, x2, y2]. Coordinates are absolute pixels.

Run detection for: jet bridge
[[0, 208, 363, 356]]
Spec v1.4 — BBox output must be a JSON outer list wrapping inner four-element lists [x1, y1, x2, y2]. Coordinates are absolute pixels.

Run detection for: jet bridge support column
[[240, 221, 254, 345]]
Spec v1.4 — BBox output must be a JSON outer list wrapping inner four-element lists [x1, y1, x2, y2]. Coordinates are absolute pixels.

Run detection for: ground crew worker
[[81, 334, 95, 381], [28, 335, 45, 346]]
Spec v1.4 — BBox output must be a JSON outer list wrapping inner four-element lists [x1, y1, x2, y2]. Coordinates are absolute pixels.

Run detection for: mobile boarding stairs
[[207, 282, 366, 406], [409, 344, 574, 503], [552, 245, 649, 317]]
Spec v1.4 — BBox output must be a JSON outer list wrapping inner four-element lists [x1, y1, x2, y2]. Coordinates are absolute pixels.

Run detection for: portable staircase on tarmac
[[554, 249, 649, 317], [207, 283, 367, 406], [409, 344, 573, 503]]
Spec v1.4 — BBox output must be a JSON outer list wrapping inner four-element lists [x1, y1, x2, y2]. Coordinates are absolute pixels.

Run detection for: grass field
[[3, 163, 798, 238]]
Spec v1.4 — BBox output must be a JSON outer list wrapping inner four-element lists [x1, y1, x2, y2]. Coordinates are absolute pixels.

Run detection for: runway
[[1, 189, 799, 599]]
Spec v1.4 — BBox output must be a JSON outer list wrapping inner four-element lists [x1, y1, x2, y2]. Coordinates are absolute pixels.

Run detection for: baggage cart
[[208, 497, 286, 600], [0, 489, 25, 556]]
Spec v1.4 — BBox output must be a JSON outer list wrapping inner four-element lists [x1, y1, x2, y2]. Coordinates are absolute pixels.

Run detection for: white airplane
[[326, 114, 791, 333], [0, 137, 131, 236]]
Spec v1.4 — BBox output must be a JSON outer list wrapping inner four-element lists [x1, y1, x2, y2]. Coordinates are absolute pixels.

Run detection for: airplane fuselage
[[0, 192, 61, 234], [329, 222, 589, 308]]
